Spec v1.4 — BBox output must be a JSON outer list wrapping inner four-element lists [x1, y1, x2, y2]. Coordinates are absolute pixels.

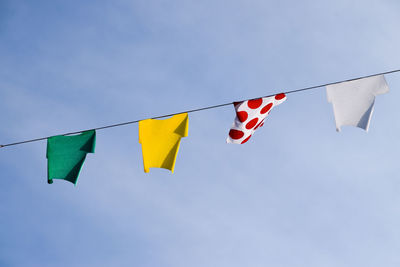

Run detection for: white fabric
[[326, 75, 389, 132], [226, 94, 286, 144]]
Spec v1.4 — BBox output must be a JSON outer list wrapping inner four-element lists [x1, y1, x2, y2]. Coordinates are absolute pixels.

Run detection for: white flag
[[326, 75, 389, 132]]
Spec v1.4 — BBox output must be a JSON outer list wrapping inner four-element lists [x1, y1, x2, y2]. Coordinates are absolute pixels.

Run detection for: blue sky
[[1, 0, 400, 266]]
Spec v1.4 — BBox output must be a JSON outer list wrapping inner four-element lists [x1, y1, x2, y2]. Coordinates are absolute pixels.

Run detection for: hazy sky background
[[1, 0, 400, 266]]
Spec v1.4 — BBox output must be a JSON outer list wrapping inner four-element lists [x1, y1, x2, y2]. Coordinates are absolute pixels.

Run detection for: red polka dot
[[275, 93, 285, 100], [254, 119, 265, 130], [241, 135, 252, 144], [236, 111, 248, 122], [260, 103, 273, 114], [245, 118, 259, 129], [229, 129, 244, 140], [247, 98, 263, 109]]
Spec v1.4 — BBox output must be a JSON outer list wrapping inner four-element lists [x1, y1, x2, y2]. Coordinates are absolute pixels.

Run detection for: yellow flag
[[138, 113, 189, 173]]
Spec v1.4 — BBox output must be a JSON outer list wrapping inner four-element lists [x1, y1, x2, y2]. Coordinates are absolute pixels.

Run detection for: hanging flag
[[326, 75, 389, 132], [139, 113, 188, 173], [46, 130, 96, 185], [227, 94, 286, 144]]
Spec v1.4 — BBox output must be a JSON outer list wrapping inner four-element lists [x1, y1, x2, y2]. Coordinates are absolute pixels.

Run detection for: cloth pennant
[[227, 94, 286, 144], [326, 75, 389, 132], [139, 113, 188, 173], [46, 130, 96, 185]]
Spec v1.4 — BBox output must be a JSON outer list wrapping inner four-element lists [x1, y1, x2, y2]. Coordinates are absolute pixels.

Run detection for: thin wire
[[1, 69, 399, 148]]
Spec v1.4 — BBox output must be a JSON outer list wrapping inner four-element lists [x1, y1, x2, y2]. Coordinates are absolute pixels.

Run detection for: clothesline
[[1, 68, 400, 148]]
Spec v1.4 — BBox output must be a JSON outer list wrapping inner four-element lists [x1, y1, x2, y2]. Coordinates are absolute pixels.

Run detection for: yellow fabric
[[139, 113, 189, 173]]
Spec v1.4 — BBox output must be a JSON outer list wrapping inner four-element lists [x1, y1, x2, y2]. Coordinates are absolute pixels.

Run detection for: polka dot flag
[[226, 93, 287, 144]]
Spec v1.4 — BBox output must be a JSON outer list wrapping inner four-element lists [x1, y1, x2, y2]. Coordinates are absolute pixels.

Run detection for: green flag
[[46, 130, 96, 185]]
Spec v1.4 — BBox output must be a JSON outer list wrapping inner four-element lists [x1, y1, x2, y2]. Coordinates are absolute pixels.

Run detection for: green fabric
[[46, 130, 96, 185]]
